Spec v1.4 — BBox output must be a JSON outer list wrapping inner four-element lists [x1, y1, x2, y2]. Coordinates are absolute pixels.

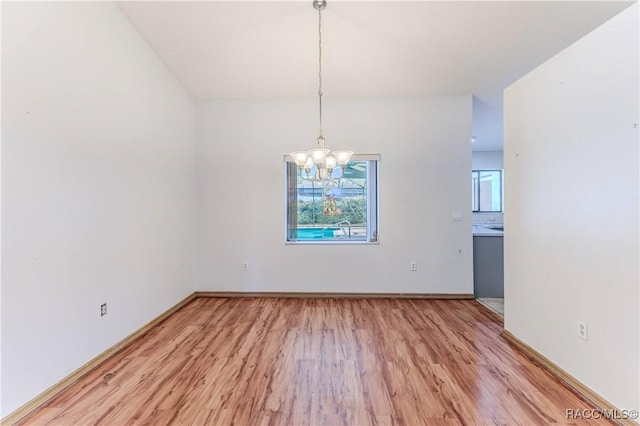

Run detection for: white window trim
[[283, 153, 381, 162]]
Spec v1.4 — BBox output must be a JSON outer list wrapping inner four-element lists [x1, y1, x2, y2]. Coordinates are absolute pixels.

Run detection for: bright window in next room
[[472, 170, 503, 212], [285, 155, 379, 243]]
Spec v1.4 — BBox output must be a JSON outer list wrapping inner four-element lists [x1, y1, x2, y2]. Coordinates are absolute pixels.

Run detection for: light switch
[[451, 211, 462, 221]]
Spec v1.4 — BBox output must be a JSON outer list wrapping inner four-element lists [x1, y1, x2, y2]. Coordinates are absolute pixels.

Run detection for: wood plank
[[14, 298, 620, 426]]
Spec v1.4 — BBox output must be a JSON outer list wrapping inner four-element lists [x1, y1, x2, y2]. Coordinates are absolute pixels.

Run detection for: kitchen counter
[[473, 225, 504, 236]]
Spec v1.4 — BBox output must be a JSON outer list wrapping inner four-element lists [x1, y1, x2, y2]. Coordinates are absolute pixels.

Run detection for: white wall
[[472, 151, 504, 225], [504, 3, 638, 412], [196, 97, 473, 294], [472, 151, 503, 170], [472, 96, 504, 152], [1, 2, 196, 416]]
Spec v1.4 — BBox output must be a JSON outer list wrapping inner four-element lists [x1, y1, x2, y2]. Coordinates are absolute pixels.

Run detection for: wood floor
[[19, 298, 612, 426]]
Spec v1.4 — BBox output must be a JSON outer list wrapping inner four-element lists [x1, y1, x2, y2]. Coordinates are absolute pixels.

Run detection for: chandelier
[[289, 0, 353, 182]]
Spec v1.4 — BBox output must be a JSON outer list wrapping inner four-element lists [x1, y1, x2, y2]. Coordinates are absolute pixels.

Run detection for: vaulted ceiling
[[118, 1, 634, 151]]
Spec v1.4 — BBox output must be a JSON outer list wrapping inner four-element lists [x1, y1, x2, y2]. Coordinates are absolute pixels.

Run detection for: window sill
[[285, 240, 379, 245]]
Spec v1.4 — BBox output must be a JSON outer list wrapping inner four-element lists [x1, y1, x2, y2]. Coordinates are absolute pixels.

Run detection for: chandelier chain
[[317, 4, 323, 144], [288, 0, 353, 183]]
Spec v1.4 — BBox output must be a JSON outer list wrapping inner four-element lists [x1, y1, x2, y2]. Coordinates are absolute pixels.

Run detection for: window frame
[[284, 154, 380, 245], [472, 169, 503, 213]]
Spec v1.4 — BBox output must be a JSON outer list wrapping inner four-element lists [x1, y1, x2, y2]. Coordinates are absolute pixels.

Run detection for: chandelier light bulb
[[333, 150, 353, 166], [291, 151, 310, 167], [303, 157, 314, 171], [309, 148, 330, 164], [325, 155, 337, 171]]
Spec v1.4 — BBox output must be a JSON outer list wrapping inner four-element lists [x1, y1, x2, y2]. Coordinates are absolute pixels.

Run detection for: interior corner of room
[[1, 0, 638, 424]]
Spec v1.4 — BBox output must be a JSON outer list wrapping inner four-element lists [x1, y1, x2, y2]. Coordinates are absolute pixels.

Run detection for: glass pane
[[478, 170, 502, 212], [287, 160, 376, 242]]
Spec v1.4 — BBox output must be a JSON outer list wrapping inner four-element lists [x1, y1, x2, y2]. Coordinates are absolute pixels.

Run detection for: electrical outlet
[[100, 303, 107, 317], [577, 321, 588, 340], [242, 261, 249, 271], [410, 261, 417, 272]]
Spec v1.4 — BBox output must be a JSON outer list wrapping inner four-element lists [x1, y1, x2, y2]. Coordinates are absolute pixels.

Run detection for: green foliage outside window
[[297, 196, 366, 225]]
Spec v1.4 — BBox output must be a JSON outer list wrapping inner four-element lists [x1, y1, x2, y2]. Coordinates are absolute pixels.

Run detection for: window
[[285, 155, 379, 243], [472, 170, 502, 212]]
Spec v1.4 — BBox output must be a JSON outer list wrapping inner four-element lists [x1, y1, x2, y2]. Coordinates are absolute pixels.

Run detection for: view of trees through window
[[296, 188, 366, 226]]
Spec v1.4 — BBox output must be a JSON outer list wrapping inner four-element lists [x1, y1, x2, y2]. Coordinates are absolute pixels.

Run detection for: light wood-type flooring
[[19, 298, 612, 425]]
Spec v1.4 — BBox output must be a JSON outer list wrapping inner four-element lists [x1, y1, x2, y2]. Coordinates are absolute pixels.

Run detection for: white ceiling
[[118, 1, 633, 151]]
